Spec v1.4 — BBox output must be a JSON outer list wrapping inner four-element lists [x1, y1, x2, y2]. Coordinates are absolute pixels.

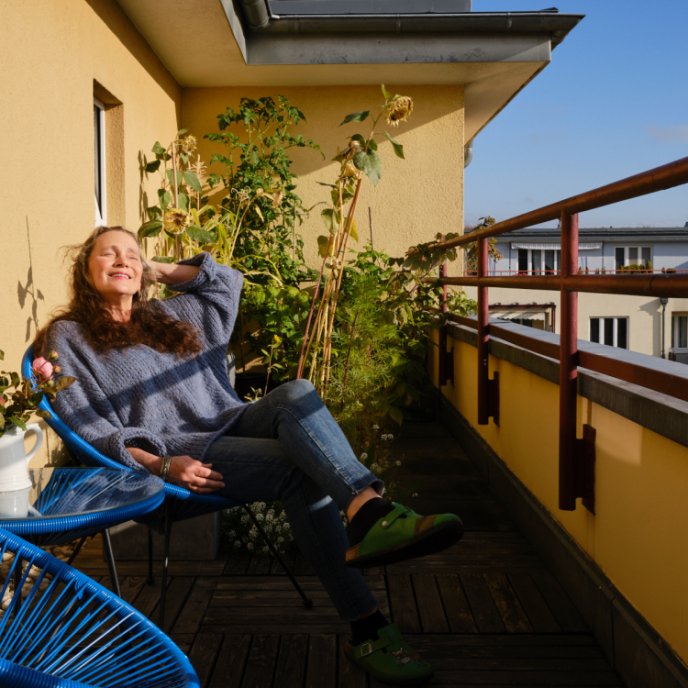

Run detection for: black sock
[[348, 498, 394, 545], [350, 610, 388, 645]]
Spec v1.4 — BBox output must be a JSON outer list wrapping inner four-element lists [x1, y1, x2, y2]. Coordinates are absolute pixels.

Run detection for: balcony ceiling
[[112, 0, 582, 141]]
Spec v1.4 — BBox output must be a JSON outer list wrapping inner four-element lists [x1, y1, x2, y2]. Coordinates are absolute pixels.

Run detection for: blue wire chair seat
[[22, 348, 311, 628], [0, 527, 199, 688]]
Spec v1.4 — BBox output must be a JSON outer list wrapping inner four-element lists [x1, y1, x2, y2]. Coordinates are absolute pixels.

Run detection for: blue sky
[[465, 0, 688, 229]]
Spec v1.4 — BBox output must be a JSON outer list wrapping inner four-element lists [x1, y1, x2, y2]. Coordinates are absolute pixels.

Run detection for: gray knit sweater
[[46, 252, 247, 469]]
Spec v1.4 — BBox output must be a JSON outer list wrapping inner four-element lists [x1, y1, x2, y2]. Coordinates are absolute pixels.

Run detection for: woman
[[37, 226, 463, 685]]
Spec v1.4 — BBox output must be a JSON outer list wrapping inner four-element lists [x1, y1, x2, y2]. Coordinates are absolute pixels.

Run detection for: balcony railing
[[433, 156, 688, 512]]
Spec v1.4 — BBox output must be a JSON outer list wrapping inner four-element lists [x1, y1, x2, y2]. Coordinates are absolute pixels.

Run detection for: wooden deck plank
[[186, 630, 224, 687], [241, 634, 280, 688], [484, 571, 532, 633], [435, 572, 479, 633], [460, 572, 507, 633], [207, 633, 252, 688], [273, 634, 308, 687], [387, 573, 421, 633], [507, 570, 562, 633], [305, 634, 337, 688], [413, 572, 450, 633]]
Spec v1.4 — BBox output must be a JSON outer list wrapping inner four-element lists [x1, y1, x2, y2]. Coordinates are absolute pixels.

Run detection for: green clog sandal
[[346, 623, 433, 686], [346, 501, 463, 568]]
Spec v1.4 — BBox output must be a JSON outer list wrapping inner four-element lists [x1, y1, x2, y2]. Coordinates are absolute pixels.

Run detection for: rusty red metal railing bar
[[441, 273, 688, 297], [433, 156, 688, 250]]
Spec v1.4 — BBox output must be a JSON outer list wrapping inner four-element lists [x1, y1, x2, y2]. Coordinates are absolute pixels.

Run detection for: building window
[[93, 82, 124, 226], [615, 246, 652, 270], [672, 314, 688, 349], [590, 317, 628, 349], [94, 98, 106, 225], [517, 248, 559, 275]]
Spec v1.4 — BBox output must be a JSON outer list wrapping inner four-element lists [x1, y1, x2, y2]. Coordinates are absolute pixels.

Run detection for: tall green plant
[[206, 96, 320, 379], [298, 85, 414, 398], [328, 244, 476, 430]]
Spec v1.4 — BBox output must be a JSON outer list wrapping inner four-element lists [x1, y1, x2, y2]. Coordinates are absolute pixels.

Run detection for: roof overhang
[[113, 0, 582, 142]]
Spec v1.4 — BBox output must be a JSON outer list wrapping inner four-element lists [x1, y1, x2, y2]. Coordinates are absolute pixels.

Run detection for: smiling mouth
[[110, 273, 131, 279]]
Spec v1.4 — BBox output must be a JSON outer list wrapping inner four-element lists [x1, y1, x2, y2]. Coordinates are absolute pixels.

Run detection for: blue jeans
[[205, 378, 381, 621]]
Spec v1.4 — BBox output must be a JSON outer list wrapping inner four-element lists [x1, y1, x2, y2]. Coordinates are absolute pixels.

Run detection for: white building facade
[[469, 226, 688, 361]]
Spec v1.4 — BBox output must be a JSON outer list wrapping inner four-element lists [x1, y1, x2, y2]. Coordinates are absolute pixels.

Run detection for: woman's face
[[87, 230, 143, 309]]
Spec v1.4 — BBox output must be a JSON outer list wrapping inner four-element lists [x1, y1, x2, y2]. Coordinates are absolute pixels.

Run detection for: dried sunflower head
[[385, 95, 414, 127], [163, 208, 189, 235], [179, 134, 197, 154]]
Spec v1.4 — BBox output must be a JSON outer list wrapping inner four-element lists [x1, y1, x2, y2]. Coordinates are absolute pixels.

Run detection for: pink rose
[[0, 394, 6, 407], [32, 356, 54, 382]]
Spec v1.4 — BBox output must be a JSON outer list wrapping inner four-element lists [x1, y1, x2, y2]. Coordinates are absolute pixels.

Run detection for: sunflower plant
[[297, 85, 414, 398], [0, 350, 75, 437]]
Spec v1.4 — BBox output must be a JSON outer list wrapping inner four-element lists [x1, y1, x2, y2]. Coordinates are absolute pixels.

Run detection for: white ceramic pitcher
[[0, 423, 42, 517]]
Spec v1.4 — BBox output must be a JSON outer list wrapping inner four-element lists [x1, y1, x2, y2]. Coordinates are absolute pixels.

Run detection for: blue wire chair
[[22, 348, 312, 628], [0, 526, 199, 688]]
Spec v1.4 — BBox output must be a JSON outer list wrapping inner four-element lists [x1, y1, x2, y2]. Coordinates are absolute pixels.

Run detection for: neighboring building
[[475, 225, 688, 359]]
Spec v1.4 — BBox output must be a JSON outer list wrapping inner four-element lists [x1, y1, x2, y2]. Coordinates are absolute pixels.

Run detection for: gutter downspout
[[240, 0, 272, 29]]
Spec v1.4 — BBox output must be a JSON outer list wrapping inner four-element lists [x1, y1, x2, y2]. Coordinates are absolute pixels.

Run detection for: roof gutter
[[236, 0, 582, 49]]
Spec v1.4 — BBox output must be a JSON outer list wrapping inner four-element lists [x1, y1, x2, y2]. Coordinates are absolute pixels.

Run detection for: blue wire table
[[0, 467, 165, 544], [0, 467, 165, 595]]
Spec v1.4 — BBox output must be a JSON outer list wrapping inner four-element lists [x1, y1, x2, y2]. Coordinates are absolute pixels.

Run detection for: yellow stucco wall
[[437, 331, 688, 663], [1, 0, 181, 370], [182, 85, 465, 267]]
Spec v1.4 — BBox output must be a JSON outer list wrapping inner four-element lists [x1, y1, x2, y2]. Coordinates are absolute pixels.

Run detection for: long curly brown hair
[[35, 226, 202, 356]]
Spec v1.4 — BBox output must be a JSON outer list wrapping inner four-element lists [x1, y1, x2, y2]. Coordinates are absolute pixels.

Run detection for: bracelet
[[160, 455, 173, 482]]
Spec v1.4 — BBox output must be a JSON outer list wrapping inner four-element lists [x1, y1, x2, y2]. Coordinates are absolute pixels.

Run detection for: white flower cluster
[[223, 501, 293, 554]]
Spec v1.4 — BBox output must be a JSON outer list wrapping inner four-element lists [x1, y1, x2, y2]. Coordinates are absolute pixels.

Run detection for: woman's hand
[[126, 447, 224, 494], [168, 455, 225, 493]]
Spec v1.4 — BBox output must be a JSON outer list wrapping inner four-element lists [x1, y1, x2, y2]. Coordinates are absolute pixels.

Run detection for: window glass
[[617, 318, 628, 349], [590, 318, 600, 343], [590, 316, 628, 348], [94, 99, 106, 225], [615, 247, 624, 269], [673, 315, 688, 348], [532, 251, 541, 274], [544, 250, 555, 274]]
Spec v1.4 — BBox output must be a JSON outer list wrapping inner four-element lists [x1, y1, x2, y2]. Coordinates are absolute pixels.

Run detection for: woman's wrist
[[126, 446, 166, 476], [160, 454, 173, 481]]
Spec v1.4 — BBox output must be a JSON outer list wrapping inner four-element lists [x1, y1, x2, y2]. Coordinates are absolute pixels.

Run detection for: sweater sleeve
[[160, 252, 244, 348], [46, 322, 166, 470]]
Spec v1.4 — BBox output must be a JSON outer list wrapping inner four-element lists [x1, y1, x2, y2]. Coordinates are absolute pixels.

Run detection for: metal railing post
[[558, 212, 596, 512], [477, 237, 498, 424], [438, 261, 454, 386], [559, 212, 579, 510]]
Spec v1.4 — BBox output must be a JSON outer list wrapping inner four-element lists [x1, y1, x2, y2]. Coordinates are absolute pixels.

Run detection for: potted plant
[[0, 350, 74, 516]]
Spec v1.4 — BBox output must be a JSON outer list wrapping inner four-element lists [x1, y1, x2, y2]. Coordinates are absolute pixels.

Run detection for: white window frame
[[94, 98, 106, 225], [517, 248, 560, 275], [590, 316, 629, 349], [614, 245, 652, 269], [671, 313, 688, 350]]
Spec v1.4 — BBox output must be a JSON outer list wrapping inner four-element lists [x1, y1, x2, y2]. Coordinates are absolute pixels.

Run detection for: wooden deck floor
[[76, 420, 624, 687]]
